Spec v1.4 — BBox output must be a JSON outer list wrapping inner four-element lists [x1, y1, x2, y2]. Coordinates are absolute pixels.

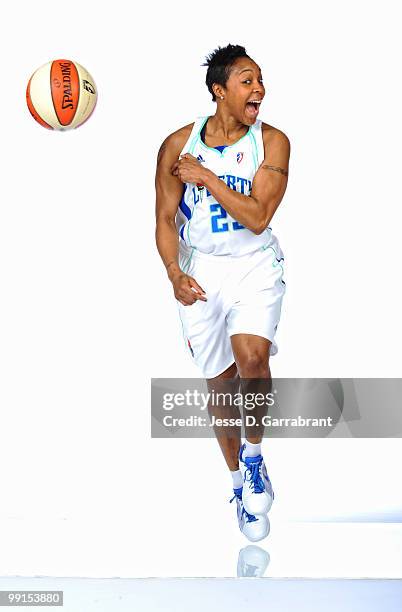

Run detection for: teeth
[[248, 100, 261, 104]]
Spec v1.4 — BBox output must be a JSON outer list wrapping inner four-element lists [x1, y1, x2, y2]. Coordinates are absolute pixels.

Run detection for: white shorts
[[176, 240, 286, 379]]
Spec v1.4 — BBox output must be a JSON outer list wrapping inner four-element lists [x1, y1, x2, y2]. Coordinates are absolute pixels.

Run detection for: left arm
[[172, 128, 290, 235]]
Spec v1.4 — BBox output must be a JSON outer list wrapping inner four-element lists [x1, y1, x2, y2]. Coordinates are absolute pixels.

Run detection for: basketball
[[26, 59, 97, 130]]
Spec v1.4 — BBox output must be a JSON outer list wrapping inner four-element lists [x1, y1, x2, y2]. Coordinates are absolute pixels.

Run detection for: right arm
[[155, 129, 207, 305]]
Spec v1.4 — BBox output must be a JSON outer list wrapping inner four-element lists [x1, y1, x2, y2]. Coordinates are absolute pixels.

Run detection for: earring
[[220, 96, 224, 100]]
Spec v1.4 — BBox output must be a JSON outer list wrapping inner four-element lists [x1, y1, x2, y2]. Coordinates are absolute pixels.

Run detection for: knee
[[237, 351, 269, 378]]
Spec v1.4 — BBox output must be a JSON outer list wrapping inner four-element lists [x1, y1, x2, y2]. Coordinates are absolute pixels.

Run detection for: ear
[[212, 83, 225, 100]]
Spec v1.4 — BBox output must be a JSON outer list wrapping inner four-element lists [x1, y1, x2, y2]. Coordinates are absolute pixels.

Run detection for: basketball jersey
[[176, 115, 278, 256]]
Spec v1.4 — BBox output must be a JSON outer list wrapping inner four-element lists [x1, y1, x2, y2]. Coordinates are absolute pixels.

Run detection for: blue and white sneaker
[[239, 444, 274, 515], [230, 487, 270, 542]]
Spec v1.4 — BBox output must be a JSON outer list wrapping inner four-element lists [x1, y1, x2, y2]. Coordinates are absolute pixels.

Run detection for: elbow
[[252, 218, 270, 235], [155, 214, 177, 245], [156, 213, 176, 230], [249, 199, 272, 234], [252, 224, 265, 236]]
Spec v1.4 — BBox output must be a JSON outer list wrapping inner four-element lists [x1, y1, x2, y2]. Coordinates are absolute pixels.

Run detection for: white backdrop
[[0, 0, 401, 577]]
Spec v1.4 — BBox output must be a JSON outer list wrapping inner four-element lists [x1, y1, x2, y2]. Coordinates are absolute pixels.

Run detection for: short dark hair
[[202, 44, 249, 101]]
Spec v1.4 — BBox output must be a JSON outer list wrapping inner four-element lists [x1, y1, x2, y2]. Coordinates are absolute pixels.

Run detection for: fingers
[[188, 277, 207, 300], [171, 159, 186, 179], [176, 276, 207, 305], [171, 159, 189, 173], [177, 296, 200, 306], [172, 154, 198, 174], [177, 294, 196, 306], [175, 282, 199, 305], [177, 287, 206, 305]]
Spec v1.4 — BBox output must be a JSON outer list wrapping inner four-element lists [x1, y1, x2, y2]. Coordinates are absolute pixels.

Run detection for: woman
[[155, 44, 290, 542]]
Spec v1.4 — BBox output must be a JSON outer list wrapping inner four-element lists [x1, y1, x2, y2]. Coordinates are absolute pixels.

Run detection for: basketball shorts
[[176, 240, 286, 379]]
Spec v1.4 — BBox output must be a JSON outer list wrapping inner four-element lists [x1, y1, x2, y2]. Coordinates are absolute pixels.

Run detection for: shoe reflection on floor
[[237, 545, 271, 577]]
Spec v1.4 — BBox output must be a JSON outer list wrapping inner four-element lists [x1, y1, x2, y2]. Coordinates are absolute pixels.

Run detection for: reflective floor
[[0, 577, 401, 612], [1, 440, 401, 579], [1, 518, 401, 578]]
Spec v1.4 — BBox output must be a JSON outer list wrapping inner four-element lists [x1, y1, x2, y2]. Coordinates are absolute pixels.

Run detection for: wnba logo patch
[[83, 79, 96, 94], [236, 152, 244, 164], [187, 338, 194, 357]]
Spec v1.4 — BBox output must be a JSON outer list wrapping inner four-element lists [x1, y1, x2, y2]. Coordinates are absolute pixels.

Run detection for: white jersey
[[176, 115, 279, 256]]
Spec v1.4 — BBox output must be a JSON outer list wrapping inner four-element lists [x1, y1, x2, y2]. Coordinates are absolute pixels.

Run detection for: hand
[[170, 270, 207, 305], [171, 153, 206, 185]]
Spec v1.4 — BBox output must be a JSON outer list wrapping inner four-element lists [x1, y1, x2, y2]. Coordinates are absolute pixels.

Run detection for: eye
[[243, 79, 252, 84]]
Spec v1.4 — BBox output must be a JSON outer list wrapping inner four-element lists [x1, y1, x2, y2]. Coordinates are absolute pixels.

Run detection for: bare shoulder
[[157, 122, 194, 164], [261, 122, 290, 152], [260, 123, 290, 171]]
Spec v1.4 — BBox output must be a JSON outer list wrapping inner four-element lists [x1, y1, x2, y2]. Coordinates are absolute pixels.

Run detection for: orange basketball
[[26, 59, 97, 130]]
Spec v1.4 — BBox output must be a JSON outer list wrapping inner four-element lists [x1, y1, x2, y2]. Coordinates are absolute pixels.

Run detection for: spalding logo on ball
[[26, 59, 97, 130]]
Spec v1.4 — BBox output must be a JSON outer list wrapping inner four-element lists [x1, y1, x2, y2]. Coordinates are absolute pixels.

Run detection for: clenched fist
[[171, 153, 207, 186]]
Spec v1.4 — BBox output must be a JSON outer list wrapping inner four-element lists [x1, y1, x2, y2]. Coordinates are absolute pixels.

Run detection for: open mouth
[[245, 100, 262, 118]]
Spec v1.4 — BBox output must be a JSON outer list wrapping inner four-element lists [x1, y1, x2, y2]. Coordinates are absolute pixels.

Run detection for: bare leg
[[206, 362, 241, 471], [230, 334, 272, 444]]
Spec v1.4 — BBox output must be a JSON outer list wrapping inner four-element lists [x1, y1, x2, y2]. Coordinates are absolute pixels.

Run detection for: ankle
[[231, 469, 243, 489], [244, 439, 262, 458]]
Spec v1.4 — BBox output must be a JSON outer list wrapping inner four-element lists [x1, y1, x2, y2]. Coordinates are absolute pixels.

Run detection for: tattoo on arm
[[157, 139, 168, 165], [262, 164, 288, 176]]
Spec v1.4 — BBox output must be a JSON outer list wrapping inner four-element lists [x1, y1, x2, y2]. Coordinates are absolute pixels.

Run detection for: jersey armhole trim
[[188, 117, 208, 155], [249, 129, 259, 173]]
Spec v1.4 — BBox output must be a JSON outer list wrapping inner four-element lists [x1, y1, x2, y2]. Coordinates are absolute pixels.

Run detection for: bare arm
[[173, 128, 290, 234], [155, 129, 207, 305], [155, 134, 184, 280]]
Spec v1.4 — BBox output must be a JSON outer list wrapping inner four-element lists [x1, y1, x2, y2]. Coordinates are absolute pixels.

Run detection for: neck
[[208, 108, 247, 139]]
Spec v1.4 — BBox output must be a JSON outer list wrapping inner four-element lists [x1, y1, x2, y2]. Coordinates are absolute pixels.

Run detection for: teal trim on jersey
[[260, 230, 284, 270], [177, 251, 196, 351], [182, 247, 195, 274], [181, 187, 196, 249], [186, 213, 194, 247], [188, 119, 203, 155], [198, 116, 252, 157], [260, 241, 284, 271], [263, 227, 273, 241], [249, 128, 259, 172], [177, 306, 189, 350]]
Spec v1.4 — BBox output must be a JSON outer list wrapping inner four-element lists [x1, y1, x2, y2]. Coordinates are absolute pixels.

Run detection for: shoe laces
[[230, 491, 257, 524], [244, 458, 265, 494]]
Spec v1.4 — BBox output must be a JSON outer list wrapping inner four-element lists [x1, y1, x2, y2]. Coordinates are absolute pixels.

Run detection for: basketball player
[[155, 44, 290, 541]]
